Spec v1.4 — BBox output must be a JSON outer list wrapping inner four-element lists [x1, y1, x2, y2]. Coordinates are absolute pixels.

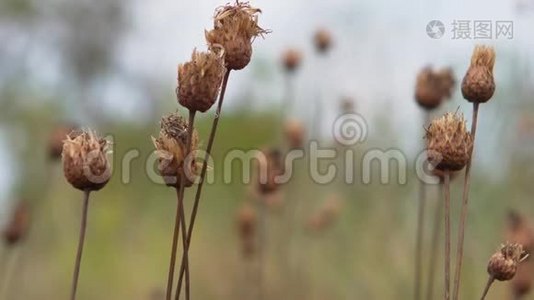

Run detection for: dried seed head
[[314, 28, 333, 54], [425, 112, 473, 171], [462, 45, 496, 103], [205, 1, 268, 70], [62, 129, 111, 191], [152, 113, 199, 188], [435, 67, 456, 99], [3, 201, 30, 246], [281, 48, 302, 73], [340, 96, 356, 114], [237, 202, 257, 257], [256, 148, 284, 195], [48, 123, 78, 161], [487, 243, 528, 281], [283, 119, 306, 149], [177, 49, 226, 113]]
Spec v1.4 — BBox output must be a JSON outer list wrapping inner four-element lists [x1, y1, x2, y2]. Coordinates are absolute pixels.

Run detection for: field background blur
[[1, 0, 534, 299]]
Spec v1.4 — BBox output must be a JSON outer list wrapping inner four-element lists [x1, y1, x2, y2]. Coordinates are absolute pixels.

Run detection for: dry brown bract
[[425, 112, 473, 171], [48, 123, 78, 161], [282, 48, 302, 73], [487, 243, 529, 281], [152, 113, 199, 188], [177, 49, 226, 113], [62, 129, 111, 191], [462, 45, 496, 103], [205, 1, 268, 70]]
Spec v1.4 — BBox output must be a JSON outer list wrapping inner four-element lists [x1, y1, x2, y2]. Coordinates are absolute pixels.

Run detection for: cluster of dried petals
[[415, 66, 456, 110], [425, 112, 473, 171], [462, 45, 496, 103], [487, 243, 529, 281], [205, 1, 268, 70], [152, 113, 199, 188], [48, 123, 78, 161], [177, 48, 226, 113], [62, 129, 111, 191], [281, 48, 302, 72]]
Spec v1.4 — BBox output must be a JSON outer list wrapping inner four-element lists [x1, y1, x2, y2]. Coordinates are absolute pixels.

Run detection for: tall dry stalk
[[425, 183, 444, 300], [70, 190, 90, 300], [175, 70, 231, 299], [443, 172, 451, 300], [453, 45, 495, 300]]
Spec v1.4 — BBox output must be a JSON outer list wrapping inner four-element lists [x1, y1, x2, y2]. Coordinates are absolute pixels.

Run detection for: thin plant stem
[[426, 183, 444, 300], [415, 112, 431, 300], [70, 190, 91, 300], [0, 247, 20, 299], [257, 196, 267, 300], [175, 70, 231, 299], [480, 276, 494, 300], [452, 102, 480, 300], [172, 110, 196, 300], [444, 172, 451, 300]]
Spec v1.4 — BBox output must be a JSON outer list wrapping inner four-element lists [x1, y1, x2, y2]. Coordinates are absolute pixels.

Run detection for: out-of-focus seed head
[[425, 112, 473, 171], [283, 119, 306, 149], [48, 123, 78, 161], [281, 48, 302, 73], [306, 194, 343, 232], [152, 113, 199, 188], [462, 45, 496, 103], [256, 148, 284, 195], [487, 243, 528, 281], [62, 129, 111, 191], [205, 1, 268, 70], [415, 66, 443, 110], [340, 96, 356, 114], [435, 67, 456, 99], [3, 201, 30, 246], [237, 202, 257, 257], [314, 28, 333, 54], [511, 262, 533, 298], [177, 48, 226, 113]]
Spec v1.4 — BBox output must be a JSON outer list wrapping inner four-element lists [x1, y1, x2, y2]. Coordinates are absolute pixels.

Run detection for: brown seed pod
[[62, 129, 111, 191], [461, 45, 496, 103], [283, 119, 306, 149], [435, 67, 456, 100], [425, 112, 473, 171], [314, 28, 332, 54], [205, 1, 269, 70], [177, 48, 226, 113], [487, 243, 528, 281], [415, 67, 444, 110], [3, 201, 30, 246], [256, 148, 284, 195], [152, 113, 199, 188], [237, 202, 257, 257], [47, 123, 78, 161], [281, 48, 302, 73]]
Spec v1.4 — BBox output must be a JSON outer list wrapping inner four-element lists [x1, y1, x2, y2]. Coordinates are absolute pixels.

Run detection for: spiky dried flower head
[[462, 45, 496, 103], [281, 48, 302, 72], [314, 28, 333, 54], [62, 129, 111, 191], [237, 202, 257, 257], [205, 1, 269, 70], [425, 112, 473, 171], [3, 201, 30, 246], [177, 48, 226, 113], [48, 123, 78, 161], [284, 119, 306, 149], [256, 148, 284, 195], [415, 66, 455, 110], [487, 243, 529, 281], [152, 113, 199, 188]]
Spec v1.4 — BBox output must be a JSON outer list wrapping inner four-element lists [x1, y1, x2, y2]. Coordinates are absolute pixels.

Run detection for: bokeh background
[[1, 0, 534, 299]]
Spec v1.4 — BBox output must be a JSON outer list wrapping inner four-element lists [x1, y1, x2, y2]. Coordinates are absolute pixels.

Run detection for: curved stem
[[444, 172, 451, 300], [167, 110, 196, 300], [480, 276, 494, 300], [70, 190, 91, 300], [426, 183, 444, 300], [415, 112, 431, 300], [453, 102, 480, 300], [175, 70, 231, 299]]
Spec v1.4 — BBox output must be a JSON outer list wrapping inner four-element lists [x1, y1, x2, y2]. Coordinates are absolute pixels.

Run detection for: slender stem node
[[175, 70, 231, 299], [453, 102, 480, 300], [70, 190, 91, 300]]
